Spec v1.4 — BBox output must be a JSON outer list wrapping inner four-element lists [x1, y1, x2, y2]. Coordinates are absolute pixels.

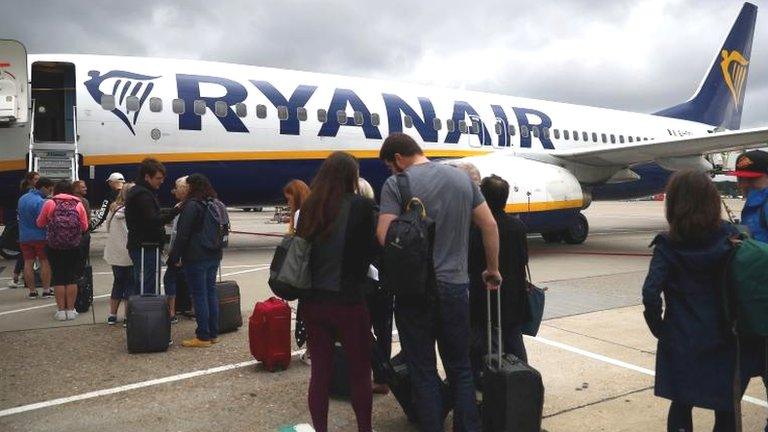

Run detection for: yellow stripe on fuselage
[[505, 199, 583, 213]]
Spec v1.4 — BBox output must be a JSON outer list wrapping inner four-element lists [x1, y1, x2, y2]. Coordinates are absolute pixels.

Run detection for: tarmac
[[0, 200, 766, 431]]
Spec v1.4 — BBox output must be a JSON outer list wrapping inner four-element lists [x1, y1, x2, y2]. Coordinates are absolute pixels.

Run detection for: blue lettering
[[512, 107, 554, 149], [250, 80, 317, 135], [318, 88, 382, 139], [444, 101, 492, 145], [176, 74, 249, 132], [382, 94, 437, 142], [491, 105, 509, 147]]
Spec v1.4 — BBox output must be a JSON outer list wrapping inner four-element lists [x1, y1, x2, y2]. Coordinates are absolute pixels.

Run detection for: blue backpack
[[200, 198, 230, 250]]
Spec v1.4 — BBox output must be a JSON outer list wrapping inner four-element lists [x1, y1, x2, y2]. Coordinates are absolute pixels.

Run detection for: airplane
[[0, 2, 767, 254]]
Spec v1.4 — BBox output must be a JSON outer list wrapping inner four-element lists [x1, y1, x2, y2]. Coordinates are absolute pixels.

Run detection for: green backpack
[[727, 238, 768, 337]]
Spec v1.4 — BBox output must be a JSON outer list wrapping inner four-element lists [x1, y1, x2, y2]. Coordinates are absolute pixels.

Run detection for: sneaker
[[300, 351, 311, 366], [123, 318, 128, 328], [170, 315, 179, 324], [168, 339, 174, 346], [27, 290, 39, 299], [54, 310, 67, 321], [41, 290, 54, 299], [210, 337, 219, 344], [181, 338, 212, 348], [107, 315, 117, 325], [8, 279, 23, 288], [66, 310, 78, 320]]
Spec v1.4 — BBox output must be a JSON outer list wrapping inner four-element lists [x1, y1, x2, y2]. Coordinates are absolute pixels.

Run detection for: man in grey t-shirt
[[377, 133, 500, 432]]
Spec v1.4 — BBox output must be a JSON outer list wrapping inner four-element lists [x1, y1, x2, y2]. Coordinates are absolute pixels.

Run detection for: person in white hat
[[92, 172, 126, 231]]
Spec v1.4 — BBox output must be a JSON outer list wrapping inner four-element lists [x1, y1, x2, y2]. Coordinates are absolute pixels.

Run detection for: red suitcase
[[249, 297, 292, 371]]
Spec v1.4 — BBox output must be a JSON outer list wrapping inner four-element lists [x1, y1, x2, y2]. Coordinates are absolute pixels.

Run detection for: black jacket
[[469, 211, 529, 327], [301, 194, 379, 304], [125, 180, 177, 249], [168, 198, 223, 264]]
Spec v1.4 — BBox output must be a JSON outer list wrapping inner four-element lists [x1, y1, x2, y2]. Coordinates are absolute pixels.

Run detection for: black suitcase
[[74, 265, 93, 313], [482, 287, 544, 432], [330, 343, 351, 398], [126, 245, 171, 353], [387, 351, 452, 424], [216, 277, 242, 333], [170, 266, 192, 315]]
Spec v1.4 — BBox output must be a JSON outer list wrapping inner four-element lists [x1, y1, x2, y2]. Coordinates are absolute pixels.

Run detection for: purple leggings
[[301, 301, 372, 432]]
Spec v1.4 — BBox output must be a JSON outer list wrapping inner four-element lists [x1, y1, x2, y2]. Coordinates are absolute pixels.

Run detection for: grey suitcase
[[216, 276, 242, 333], [126, 244, 171, 353]]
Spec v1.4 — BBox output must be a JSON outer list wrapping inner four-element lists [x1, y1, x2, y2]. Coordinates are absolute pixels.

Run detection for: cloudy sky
[[3, 0, 767, 127]]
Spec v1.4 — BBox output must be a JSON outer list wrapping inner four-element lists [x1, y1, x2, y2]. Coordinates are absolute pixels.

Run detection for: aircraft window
[[256, 104, 267, 119], [336, 110, 347, 125], [172, 99, 185, 115], [193, 100, 206, 116], [573, 130, 579, 141], [470, 120, 480, 134], [101, 94, 116, 111], [149, 97, 162, 113], [433, 118, 442, 131], [494, 122, 502, 135], [278, 106, 289, 121], [354, 111, 364, 126], [317, 108, 327, 123], [371, 113, 380, 126], [563, 129, 569, 140], [531, 126, 539, 138], [235, 103, 247, 118], [592, 132, 598, 142], [637, 136, 641, 142], [619, 135, 625, 144], [610, 134, 616, 144], [628, 136, 634, 143], [601, 133, 607, 143], [403, 115, 413, 128], [215, 101, 228, 118], [446, 119, 455, 132], [553, 129, 560, 139], [508, 124, 516, 136], [543, 128, 550, 139], [126, 96, 140, 112], [582, 132, 588, 141], [459, 120, 468, 134], [521, 125, 529, 138], [297, 107, 307, 121]]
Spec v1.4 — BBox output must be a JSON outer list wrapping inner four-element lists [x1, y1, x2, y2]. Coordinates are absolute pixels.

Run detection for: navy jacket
[[642, 222, 739, 410], [168, 199, 223, 265]]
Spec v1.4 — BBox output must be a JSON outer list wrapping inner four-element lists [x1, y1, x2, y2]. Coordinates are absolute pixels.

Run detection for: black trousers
[[367, 286, 393, 384]]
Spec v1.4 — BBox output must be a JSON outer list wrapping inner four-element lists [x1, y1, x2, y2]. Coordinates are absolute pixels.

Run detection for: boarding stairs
[[27, 102, 79, 181]]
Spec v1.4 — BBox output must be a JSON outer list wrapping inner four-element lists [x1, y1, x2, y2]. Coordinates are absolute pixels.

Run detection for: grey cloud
[[2, 0, 766, 127]]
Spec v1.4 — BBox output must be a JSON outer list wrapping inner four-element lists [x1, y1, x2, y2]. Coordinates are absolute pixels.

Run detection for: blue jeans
[[395, 282, 480, 432], [129, 247, 159, 295], [184, 259, 220, 341]]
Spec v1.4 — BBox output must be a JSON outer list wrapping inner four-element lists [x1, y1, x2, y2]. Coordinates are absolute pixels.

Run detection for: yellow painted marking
[[505, 199, 583, 213]]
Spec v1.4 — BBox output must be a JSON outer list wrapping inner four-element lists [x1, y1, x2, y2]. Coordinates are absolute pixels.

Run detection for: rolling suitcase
[[75, 264, 93, 313], [249, 297, 291, 371], [482, 286, 544, 432], [126, 244, 171, 353], [171, 266, 193, 315], [386, 351, 452, 424], [217, 268, 242, 333]]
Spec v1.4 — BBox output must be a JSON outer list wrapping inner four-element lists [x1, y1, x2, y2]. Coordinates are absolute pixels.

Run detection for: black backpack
[[381, 174, 436, 304]]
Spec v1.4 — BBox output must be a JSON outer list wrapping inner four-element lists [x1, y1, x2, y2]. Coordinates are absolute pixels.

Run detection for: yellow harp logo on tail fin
[[720, 50, 749, 106]]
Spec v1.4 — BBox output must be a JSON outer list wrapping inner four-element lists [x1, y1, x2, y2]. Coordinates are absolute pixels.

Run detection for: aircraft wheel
[[563, 213, 589, 245], [541, 231, 563, 243]]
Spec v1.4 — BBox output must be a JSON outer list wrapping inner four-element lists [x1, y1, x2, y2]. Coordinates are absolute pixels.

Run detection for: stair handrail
[[72, 105, 79, 180], [27, 99, 35, 172]]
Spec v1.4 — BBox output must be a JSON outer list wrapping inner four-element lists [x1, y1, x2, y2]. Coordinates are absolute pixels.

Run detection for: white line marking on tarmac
[[530, 335, 768, 408], [0, 349, 306, 418], [0, 266, 270, 317]]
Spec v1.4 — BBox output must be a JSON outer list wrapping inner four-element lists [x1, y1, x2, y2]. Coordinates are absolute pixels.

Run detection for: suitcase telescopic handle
[[487, 284, 503, 367], [139, 243, 161, 295]]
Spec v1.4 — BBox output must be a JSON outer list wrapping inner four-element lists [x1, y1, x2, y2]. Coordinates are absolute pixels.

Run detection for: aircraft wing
[[549, 127, 768, 167]]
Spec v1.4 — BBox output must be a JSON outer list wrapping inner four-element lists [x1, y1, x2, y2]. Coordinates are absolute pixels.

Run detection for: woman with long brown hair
[[643, 170, 739, 431], [283, 179, 309, 233], [297, 151, 377, 432]]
